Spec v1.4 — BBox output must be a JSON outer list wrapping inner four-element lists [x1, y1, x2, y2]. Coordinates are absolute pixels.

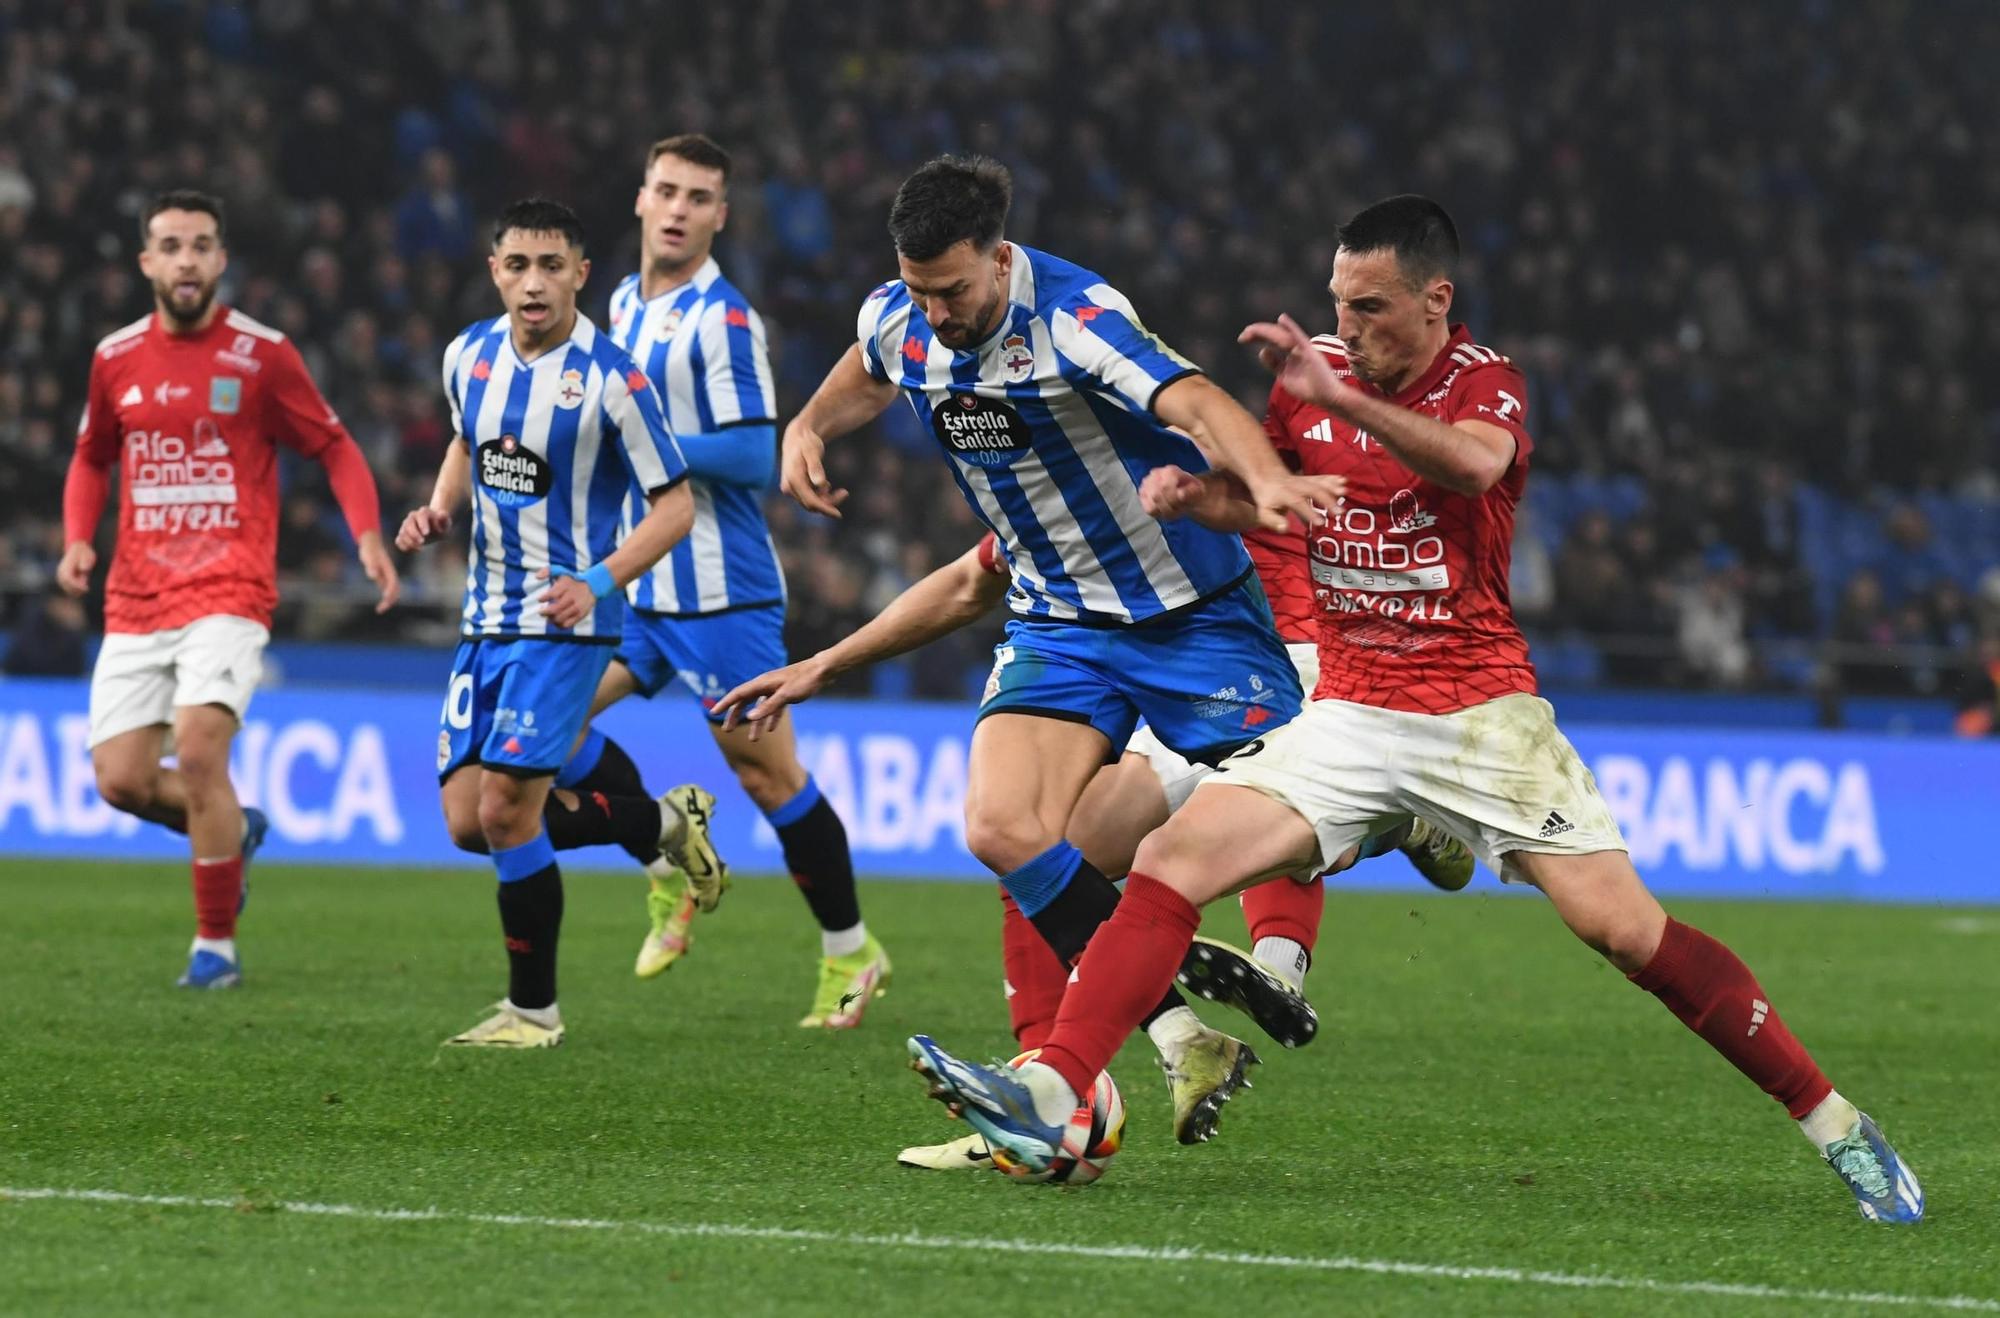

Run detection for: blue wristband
[[555, 562, 617, 599]]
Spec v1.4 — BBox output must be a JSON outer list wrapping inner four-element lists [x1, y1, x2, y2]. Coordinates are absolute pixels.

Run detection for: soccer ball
[[988, 1049, 1125, 1185]]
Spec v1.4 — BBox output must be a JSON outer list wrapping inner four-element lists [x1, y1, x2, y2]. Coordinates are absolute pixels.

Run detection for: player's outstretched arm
[[397, 440, 470, 552], [715, 543, 1009, 737], [1241, 313, 1515, 496], [1154, 373, 1343, 532], [541, 482, 695, 629], [780, 345, 899, 519]]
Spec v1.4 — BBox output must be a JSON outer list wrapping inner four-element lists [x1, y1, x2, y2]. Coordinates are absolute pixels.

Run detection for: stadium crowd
[[1, 0, 1996, 721]]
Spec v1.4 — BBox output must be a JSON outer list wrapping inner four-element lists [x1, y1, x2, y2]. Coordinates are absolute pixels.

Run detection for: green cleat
[[635, 864, 697, 979], [1158, 1025, 1260, 1145], [1389, 816, 1474, 891], [800, 935, 892, 1029], [659, 785, 730, 912]]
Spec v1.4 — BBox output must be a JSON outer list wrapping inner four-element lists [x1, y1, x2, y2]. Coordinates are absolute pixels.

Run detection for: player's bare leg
[[1064, 751, 1169, 881], [1511, 848, 1922, 1221], [91, 725, 188, 832], [439, 764, 489, 855]]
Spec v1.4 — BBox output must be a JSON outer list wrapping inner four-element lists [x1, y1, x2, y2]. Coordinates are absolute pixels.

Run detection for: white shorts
[[1207, 692, 1627, 884], [1125, 643, 1320, 812], [87, 614, 269, 749]]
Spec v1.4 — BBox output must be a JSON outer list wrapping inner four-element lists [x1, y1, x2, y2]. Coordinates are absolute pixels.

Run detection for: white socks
[[1015, 1060, 1081, 1126], [822, 922, 868, 959], [1254, 936, 1310, 993], [191, 936, 236, 961], [1798, 1090, 1860, 1153], [1144, 1004, 1207, 1056], [505, 999, 562, 1029]]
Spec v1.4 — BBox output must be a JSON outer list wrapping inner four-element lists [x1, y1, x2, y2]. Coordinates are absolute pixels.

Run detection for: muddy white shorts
[[1125, 643, 1320, 812], [1206, 692, 1627, 883], [87, 614, 269, 749]]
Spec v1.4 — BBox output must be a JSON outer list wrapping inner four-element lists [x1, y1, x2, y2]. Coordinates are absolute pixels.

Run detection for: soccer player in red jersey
[[906, 196, 1923, 1223], [717, 528, 1470, 1166], [58, 191, 398, 990]]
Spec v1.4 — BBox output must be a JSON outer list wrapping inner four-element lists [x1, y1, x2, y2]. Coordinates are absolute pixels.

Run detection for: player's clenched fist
[[56, 542, 96, 597], [396, 505, 453, 552], [1139, 465, 1214, 521]]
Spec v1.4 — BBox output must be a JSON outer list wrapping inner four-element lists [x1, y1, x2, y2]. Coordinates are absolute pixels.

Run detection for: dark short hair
[[887, 155, 1011, 261], [141, 190, 226, 246], [1336, 195, 1459, 287], [492, 198, 586, 253], [645, 133, 731, 183]]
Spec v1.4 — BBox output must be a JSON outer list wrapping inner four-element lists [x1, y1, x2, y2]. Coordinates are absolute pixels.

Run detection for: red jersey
[[1265, 325, 1537, 714], [1242, 524, 1315, 643], [68, 308, 379, 634]]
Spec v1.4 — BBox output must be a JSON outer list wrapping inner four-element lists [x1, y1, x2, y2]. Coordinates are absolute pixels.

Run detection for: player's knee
[[964, 808, 1060, 876], [174, 740, 231, 789], [1563, 903, 1662, 974], [728, 756, 803, 814], [1129, 823, 1207, 891], [94, 765, 154, 816], [446, 813, 489, 854], [475, 789, 537, 850]]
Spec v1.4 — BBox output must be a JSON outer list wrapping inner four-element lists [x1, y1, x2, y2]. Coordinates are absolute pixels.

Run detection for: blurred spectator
[[3, 595, 87, 677], [393, 148, 475, 264]]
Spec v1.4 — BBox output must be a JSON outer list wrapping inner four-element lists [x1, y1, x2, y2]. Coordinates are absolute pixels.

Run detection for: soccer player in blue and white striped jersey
[[779, 155, 1343, 1099], [546, 135, 884, 1028], [398, 198, 717, 1049]]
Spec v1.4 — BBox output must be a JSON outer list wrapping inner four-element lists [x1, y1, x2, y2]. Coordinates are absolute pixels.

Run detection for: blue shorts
[[437, 637, 614, 779], [978, 578, 1302, 763], [616, 605, 788, 723]]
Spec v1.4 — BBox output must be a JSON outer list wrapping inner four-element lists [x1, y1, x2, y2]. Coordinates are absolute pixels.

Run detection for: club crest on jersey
[[1000, 334, 1033, 383], [658, 307, 684, 339], [556, 369, 586, 409], [1389, 489, 1438, 532], [477, 433, 553, 507], [932, 391, 1030, 467], [209, 377, 242, 415]]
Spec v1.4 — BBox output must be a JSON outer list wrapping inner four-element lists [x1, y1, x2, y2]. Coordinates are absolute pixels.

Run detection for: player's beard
[[156, 275, 219, 328], [936, 287, 1005, 350]]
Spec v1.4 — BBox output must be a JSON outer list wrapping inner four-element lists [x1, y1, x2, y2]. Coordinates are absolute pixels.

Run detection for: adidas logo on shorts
[[1538, 810, 1574, 839]]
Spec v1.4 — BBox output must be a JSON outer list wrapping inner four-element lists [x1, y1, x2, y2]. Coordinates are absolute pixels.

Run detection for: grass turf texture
[[2, 859, 1996, 1316]]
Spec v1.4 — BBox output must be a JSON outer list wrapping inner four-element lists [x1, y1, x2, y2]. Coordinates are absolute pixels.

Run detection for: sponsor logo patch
[[477, 434, 553, 507]]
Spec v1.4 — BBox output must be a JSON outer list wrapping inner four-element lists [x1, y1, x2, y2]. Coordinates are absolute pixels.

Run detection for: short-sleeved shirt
[[1266, 325, 1538, 713], [607, 259, 783, 615], [442, 312, 687, 641], [857, 242, 1250, 627], [73, 308, 359, 634]]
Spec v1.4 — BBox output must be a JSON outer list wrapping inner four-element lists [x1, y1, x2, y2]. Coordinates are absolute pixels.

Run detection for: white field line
[[4, 1185, 1994, 1312]]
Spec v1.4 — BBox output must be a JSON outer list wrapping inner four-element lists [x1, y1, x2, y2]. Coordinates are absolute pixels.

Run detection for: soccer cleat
[[1158, 1025, 1261, 1145], [800, 935, 893, 1028], [906, 1034, 1065, 1176], [896, 1131, 995, 1171], [635, 865, 698, 978], [1176, 935, 1319, 1047], [176, 947, 242, 990], [1823, 1113, 1924, 1223], [660, 785, 730, 912], [238, 806, 270, 915], [1395, 817, 1474, 891], [444, 1001, 565, 1049]]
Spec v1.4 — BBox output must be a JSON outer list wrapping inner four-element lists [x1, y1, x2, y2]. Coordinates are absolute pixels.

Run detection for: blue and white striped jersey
[[857, 243, 1250, 625], [607, 258, 783, 615], [442, 313, 687, 641]]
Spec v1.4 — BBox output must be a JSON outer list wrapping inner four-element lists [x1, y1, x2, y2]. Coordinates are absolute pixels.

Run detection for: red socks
[[1000, 889, 1069, 1052], [192, 855, 244, 939], [1629, 917, 1833, 1118], [1241, 874, 1324, 950], [1037, 874, 1199, 1100]]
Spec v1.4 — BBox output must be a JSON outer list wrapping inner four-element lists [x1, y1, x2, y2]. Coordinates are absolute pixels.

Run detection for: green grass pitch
[[3, 858, 1997, 1315]]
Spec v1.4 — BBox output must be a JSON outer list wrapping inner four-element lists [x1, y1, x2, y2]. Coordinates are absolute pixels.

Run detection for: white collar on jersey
[[501, 310, 598, 368], [954, 241, 1036, 355], [634, 255, 721, 304]]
